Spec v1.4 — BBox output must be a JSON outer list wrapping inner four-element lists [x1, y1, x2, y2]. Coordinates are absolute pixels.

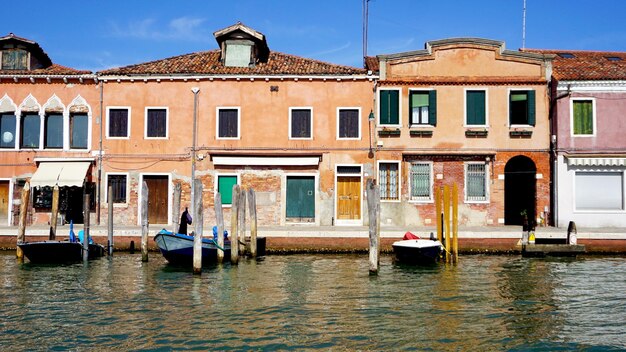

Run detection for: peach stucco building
[[369, 39, 553, 227]]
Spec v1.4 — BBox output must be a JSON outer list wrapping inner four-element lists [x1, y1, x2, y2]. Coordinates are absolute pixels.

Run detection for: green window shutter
[[467, 91, 485, 125], [379, 90, 399, 125], [428, 90, 437, 126], [218, 176, 237, 205], [527, 90, 536, 126], [573, 100, 593, 135]]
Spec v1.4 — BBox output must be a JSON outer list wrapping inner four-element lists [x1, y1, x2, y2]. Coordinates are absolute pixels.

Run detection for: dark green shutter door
[[428, 90, 437, 126], [218, 176, 237, 205], [527, 90, 536, 126], [467, 91, 485, 125], [379, 90, 399, 125], [286, 177, 315, 218]]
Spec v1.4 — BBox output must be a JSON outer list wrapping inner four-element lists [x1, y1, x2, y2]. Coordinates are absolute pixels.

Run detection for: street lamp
[[190, 87, 200, 216]]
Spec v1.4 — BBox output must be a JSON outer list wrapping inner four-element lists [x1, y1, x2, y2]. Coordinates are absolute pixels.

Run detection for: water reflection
[[1, 252, 625, 350]]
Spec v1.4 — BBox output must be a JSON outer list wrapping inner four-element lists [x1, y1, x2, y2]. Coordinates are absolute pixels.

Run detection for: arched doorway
[[504, 156, 536, 226]]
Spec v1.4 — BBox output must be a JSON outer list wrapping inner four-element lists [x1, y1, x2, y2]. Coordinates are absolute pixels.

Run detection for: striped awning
[[30, 162, 91, 187], [566, 157, 626, 167]]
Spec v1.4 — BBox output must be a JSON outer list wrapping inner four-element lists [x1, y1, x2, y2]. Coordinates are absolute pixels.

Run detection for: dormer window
[[224, 40, 253, 68], [1, 48, 28, 70]]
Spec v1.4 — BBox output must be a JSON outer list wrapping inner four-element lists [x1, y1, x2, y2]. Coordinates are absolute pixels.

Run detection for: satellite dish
[[2, 131, 13, 143]]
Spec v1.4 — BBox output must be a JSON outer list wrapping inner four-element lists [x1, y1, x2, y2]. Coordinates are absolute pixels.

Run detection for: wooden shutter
[[339, 109, 359, 138], [527, 90, 536, 126], [219, 109, 238, 138], [380, 90, 399, 125], [429, 90, 437, 126], [109, 109, 128, 137], [147, 109, 167, 137], [291, 109, 311, 138], [467, 91, 485, 125]]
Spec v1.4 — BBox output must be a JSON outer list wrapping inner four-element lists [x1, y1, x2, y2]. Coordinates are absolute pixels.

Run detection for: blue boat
[[153, 229, 266, 265]]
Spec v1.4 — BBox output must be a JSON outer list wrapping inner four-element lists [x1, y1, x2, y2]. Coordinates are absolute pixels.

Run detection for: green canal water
[[1, 252, 625, 351]]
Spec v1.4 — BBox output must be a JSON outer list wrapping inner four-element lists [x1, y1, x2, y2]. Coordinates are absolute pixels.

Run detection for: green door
[[286, 176, 315, 220]]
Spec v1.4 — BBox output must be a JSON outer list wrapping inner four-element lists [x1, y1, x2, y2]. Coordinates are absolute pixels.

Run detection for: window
[[466, 90, 487, 126], [575, 172, 623, 211], [107, 174, 127, 204], [70, 114, 88, 149], [557, 53, 575, 58], [337, 108, 360, 139], [217, 108, 239, 139], [224, 42, 252, 68], [0, 113, 16, 148], [44, 113, 63, 149], [409, 90, 437, 126], [509, 90, 536, 126], [20, 113, 40, 148], [107, 108, 130, 138], [410, 162, 432, 201], [289, 108, 312, 139], [465, 163, 488, 202], [606, 56, 623, 62], [379, 162, 400, 201], [379, 89, 400, 125], [217, 175, 238, 206], [146, 108, 167, 138], [572, 99, 594, 136], [1, 49, 28, 70]]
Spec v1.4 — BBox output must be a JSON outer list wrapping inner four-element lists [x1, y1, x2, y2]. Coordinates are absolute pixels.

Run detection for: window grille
[[379, 162, 399, 200], [410, 163, 431, 200], [466, 163, 487, 201]]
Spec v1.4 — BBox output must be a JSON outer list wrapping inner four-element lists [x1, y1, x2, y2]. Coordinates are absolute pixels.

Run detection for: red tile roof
[[98, 50, 367, 76], [524, 49, 626, 80], [0, 64, 91, 76]]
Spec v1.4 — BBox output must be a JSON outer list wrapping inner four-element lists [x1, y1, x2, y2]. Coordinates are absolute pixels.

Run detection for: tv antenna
[[363, 0, 370, 65], [522, 0, 527, 49]]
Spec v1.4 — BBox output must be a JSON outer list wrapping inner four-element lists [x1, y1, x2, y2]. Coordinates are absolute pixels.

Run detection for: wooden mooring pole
[[141, 181, 149, 262], [83, 192, 90, 262], [172, 183, 181, 234], [107, 185, 114, 256], [452, 183, 459, 263], [230, 185, 240, 264], [238, 189, 246, 255], [366, 179, 380, 275], [247, 188, 257, 258], [214, 192, 225, 263], [435, 186, 442, 243], [16, 182, 30, 261], [193, 179, 203, 274], [49, 185, 59, 240]]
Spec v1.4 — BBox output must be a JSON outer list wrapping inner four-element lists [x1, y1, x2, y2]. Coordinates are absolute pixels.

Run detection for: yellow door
[[0, 182, 9, 223], [337, 176, 361, 220]]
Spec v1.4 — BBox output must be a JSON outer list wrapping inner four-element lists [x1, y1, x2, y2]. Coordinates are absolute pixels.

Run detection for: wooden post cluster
[[434, 183, 459, 264], [141, 181, 149, 262], [16, 182, 30, 261], [226, 185, 259, 265], [108, 185, 114, 256], [366, 179, 380, 275], [247, 189, 258, 258], [193, 179, 203, 274]]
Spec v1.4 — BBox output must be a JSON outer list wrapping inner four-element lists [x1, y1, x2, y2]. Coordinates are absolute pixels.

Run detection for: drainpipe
[[96, 80, 103, 224], [551, 84, 571, 227]]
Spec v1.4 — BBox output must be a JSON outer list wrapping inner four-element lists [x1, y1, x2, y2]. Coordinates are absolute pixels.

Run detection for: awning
[[566, 157, 626, 167], [30, 162, 91, 188], [212, 156, 320, 166]]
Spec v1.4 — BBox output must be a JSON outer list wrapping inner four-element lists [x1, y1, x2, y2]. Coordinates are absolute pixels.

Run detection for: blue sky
[[4, 0, 626, 72]]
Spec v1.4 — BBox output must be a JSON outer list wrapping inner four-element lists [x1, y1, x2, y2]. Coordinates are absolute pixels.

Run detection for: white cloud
[[107, 17, 210, 42]]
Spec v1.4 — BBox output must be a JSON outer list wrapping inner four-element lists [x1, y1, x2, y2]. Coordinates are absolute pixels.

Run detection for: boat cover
[[403, 231, 420, 240]]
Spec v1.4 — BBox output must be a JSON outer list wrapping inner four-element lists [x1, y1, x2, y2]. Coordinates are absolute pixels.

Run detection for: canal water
[[1, 252, 625, 351]]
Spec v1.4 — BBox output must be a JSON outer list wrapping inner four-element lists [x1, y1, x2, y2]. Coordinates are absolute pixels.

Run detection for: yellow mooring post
[[452, 183, 459, 263], [16, 182, 31, 262], [444, 185, 451, 263], [435, 186, 442, 243]]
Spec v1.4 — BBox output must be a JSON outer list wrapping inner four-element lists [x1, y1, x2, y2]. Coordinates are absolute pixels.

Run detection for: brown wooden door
[[0, 182, 9, 223], [336, 176, 361, 220], [144, 176, 168, 224]]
